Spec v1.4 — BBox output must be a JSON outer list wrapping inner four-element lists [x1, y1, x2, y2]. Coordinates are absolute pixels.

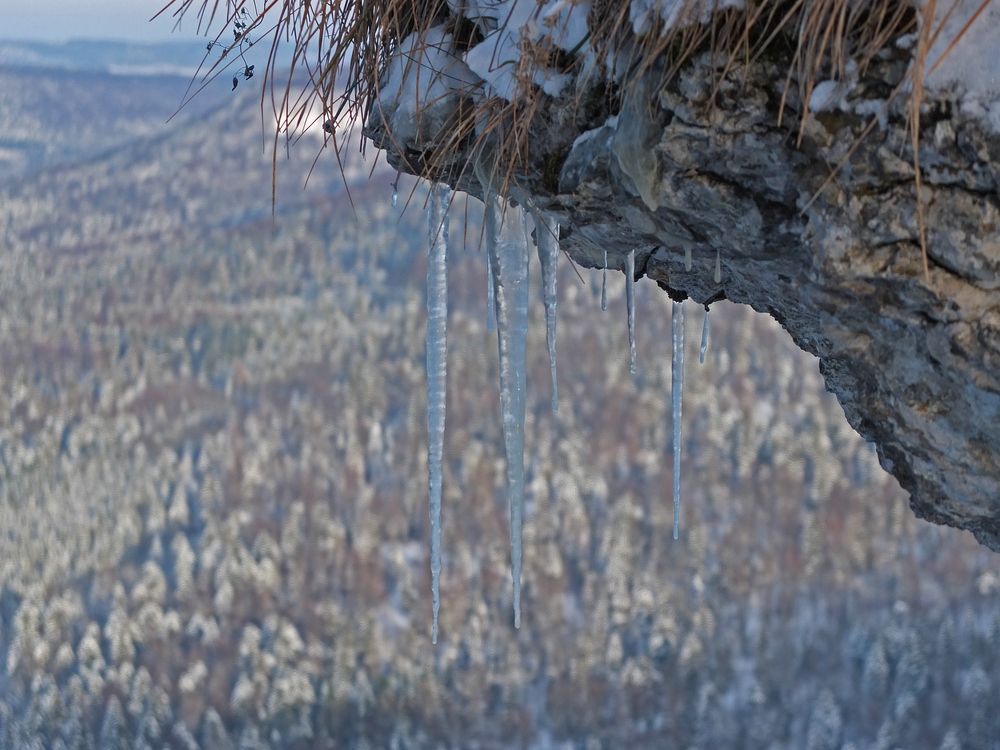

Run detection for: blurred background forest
[[1, 41, 999, 750]]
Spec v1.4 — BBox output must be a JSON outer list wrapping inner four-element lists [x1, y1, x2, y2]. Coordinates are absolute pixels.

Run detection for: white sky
[[0, 0, 224, 42]]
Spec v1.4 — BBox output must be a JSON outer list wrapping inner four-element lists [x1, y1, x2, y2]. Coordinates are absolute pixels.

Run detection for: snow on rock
[[373, 25, 480, 150], [462, 0, 591, 101]]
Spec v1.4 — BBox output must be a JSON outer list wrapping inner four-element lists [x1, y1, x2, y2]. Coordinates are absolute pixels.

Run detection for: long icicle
[[700, 305, 710, 364], [535, 212, 560, 412], [671, 299, 685, 540], [486, 194, 529, 629], [426, 183, 451, 643], [601, 249, 608, 312], [626, 249, 636, 375], [486, 251, 497, 332]]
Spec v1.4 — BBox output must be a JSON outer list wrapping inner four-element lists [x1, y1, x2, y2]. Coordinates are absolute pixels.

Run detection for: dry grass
[[158, 0, 988, 275]]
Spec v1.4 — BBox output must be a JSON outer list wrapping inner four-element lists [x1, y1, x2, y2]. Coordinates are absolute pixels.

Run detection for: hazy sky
[[0, 0, 218, 42]]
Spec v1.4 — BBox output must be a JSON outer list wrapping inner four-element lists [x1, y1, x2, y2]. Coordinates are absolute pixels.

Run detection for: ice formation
[[700, 305, 709, 364], [671, 300, 685, 540], [484, 192, 530, 629], [418, 201, 702, 632], [375, 0, 1000, 640], [626, 249, 636, 375], [601, 249, 608, 312], [426, 183, 451, 644], [534, 212, 560, 412], [486, 250, 496, 332]]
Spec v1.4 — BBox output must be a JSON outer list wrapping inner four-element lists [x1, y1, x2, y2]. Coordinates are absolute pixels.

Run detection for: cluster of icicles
[[420, 182, 713, 642]]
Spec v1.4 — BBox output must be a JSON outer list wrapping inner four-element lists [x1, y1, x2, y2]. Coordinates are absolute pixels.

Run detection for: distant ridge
[[0, 38, 208, 75]]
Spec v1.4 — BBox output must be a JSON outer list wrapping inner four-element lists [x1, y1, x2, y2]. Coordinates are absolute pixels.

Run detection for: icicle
[[486, 251, 497, 332], [699, 305, 710, 364], [626, 249, 636, 375], [601, 249, 608, 312], [685, 247, 692, 272], [486, 194, 529, 629], [535, 212, 560, 412], [392, 186, 398, 208], [714, 249, 721, 284], [426, 183, 451, 644], [671, 299, 685, 540]]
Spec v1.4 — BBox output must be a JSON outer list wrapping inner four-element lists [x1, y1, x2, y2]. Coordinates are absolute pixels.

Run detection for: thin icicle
[[714, 249, 721, 284], [684, 247, 692, 272], [626, 249, 636, 375], [392, 185, 398, 208], [535, 212, 560, 412], [700, 305, 710, 364], [484, 192, 498, 333], [601, 249, 608, 311], [426, 183, 451, 644], [486, 251, 497, 332], [486, 194, 529, 629], [671, 299, 685, 540]]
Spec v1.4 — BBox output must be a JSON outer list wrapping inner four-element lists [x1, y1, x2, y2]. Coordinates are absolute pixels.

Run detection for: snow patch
[[375, 25, 480, 146], [923, 0, 1000, 98], [463, 0, 592, 101], [922, 0, 1000, 133]]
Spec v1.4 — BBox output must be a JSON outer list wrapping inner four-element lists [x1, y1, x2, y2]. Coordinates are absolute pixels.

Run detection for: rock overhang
[[362, 0, 1000, 550]]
